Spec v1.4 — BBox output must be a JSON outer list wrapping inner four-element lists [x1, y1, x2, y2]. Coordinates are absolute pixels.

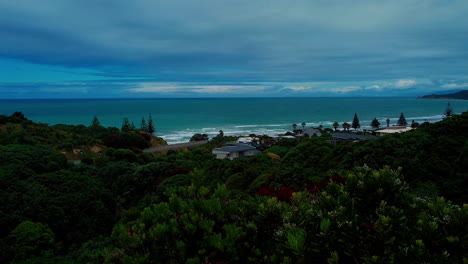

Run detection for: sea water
[[0, 98, 467, 143]]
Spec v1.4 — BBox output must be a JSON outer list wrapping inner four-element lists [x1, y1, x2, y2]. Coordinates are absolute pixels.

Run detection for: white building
[[375, 126, 413, 136]]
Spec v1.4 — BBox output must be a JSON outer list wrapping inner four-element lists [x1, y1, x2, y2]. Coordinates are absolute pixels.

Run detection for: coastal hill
[[417, 90, 468, 100]]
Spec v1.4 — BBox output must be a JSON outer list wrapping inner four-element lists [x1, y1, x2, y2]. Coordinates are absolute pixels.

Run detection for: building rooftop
[[213, 143, 257, 153]]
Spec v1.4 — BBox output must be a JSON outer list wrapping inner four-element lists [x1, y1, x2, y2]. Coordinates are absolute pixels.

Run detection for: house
[[212, 143, 261, 160], [375, 126, 413, 136], [303, 128, 322, 137]]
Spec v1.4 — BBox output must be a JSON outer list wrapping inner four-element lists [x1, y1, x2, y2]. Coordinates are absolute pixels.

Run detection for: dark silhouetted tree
[[352, 113, 360, 130], [411, 120, 420, 128], [342, 122, 350, 131], [190, 133, 208, 141], [147, 113, 155, 134], [301, 122, 306, 130], [444, 102, 453, 118], [371, 118, 380, 129], [121, 117, 131, 132], [140, 117, 147, 132], [397, 113, 408, 126], [91, 115, 101, 127], [333, 122, 339, 131], [386, 118, 390, 127], [292, 123, 297, 131]]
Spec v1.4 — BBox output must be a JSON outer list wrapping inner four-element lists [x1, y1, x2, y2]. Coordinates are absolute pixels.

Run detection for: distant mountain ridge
[[417, 90, 468, 100]]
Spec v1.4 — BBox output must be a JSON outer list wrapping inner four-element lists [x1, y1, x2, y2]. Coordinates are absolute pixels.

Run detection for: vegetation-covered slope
[[0, 112, 466, 263]]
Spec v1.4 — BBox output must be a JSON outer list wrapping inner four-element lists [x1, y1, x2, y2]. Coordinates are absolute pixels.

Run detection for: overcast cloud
[[0, 0, 467, 98]]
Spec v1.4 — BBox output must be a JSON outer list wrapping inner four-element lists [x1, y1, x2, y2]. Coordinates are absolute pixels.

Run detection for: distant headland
[[417, 90, 468, 100]]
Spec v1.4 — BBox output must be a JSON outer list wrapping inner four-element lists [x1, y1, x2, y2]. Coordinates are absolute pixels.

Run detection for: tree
[[411, 120, 420, 128], [218, 130, 224, 137], [371, 118, 380, 129], [333, 122, 339, 131], [121, 117, 131, 132], [292, 123, 297, 131], [301, 122, 306, 130], [130, 122, 136, 131], [397, 113, 408, 126], [91, 116, 101, 127], [352, 113, 360, 130], [147, 113, 155, 134], [342, 122, 350, 131], [9, 221, 55, 259], [140, 117, 147, 132], [386, 118, 390, 127], [190, 133, 208, 141], [444, 102, 453, 118]]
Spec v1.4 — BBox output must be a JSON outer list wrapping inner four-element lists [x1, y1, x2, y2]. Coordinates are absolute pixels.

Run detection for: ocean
[[1, 98, 467, 143]]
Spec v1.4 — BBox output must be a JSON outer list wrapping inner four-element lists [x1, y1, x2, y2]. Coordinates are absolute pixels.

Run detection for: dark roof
[[331, 133, 376, 140], [213, 143, 256, 153]]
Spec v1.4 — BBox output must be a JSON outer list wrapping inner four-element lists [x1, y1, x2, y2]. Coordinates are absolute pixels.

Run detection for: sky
[[0, 0, 467, 98]]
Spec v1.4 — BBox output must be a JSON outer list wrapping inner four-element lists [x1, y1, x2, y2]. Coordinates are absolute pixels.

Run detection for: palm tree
[[292, 123, 297, 130], [386, 118, 390, 127], [342, 122, 350, 131], [301, 122, 306, 130], [333, 121, 339, 131]]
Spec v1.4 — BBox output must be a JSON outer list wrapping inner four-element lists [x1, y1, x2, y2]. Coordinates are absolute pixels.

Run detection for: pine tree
[[121, 117, 131, 132], [140, 117, 148, 132], [371, 118, 380, 128], [130, 122, 136, 131], [444, 102, 453, 118], [91, 115, 101, 127], [352, 113, 360, 130], [397, 113, 408, 126], [147, 113, 156, 134]]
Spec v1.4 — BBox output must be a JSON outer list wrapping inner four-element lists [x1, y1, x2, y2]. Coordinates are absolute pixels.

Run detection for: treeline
[[0, 112, 166, 154], [0, 112, 466, 263]]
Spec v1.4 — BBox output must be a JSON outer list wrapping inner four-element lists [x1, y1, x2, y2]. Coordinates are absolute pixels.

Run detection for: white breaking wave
[[159, 114, 448, 143]]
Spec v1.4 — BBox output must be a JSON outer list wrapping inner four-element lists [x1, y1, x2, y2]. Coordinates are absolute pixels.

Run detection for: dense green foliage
[[0, 112, 467, 263]]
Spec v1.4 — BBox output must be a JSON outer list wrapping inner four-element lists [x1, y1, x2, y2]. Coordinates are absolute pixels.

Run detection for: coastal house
[[303, 128, 322, 137], [212, 143, 261, 160]]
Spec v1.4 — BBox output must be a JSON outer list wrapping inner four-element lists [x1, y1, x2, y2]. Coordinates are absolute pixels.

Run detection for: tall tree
[[397, 113, 408, 126], [292, 123, 297, 130], [301, 122, 306, 130], [130, 122, 136, 131], [386, 118, 390, 127], [444, 102, 453, 118], [140, 117, 148, 132], [371, 118, 380, 129], [121, 117, 131, 132], [352, 113, 360, 130], [91, 115, 101, 127], [147, 113, 156, 134], [333, 121, 339, 131]]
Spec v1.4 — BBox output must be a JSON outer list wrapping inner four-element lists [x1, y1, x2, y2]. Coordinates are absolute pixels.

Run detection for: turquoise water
[[1, 98, 467, 143]]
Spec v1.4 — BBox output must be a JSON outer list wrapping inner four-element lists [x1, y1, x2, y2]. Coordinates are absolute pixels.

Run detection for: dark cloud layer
[[0, 0, 467, 97]]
